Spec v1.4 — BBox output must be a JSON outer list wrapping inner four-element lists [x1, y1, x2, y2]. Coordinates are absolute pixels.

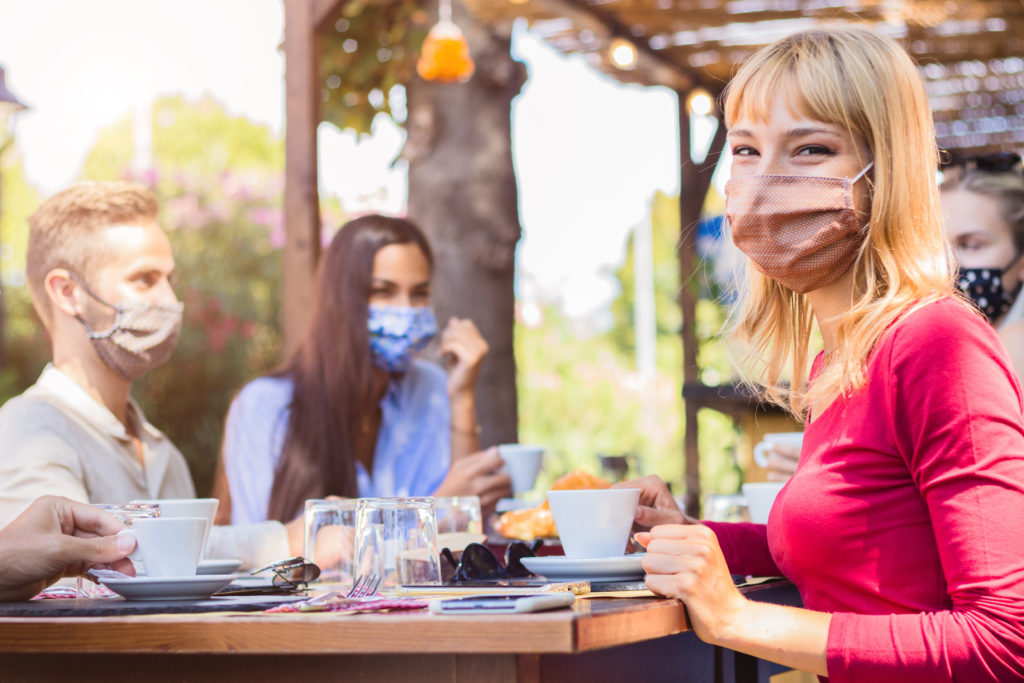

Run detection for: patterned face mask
[[367, 304, 438, 373], [957, 259, 1022, 321], [71, 273, 184, 381], [726, 162, 873, 294]]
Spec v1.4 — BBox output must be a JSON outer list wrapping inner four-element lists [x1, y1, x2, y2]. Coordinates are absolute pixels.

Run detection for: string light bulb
[[609, 38, 638, 70]]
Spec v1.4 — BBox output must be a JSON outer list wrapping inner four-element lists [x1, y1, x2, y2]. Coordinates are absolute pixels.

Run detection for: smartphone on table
[[430, 592, 575, 615]]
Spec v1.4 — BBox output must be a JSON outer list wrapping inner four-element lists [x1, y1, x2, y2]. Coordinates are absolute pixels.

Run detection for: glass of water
[[354, 497, 441, 594], [303, 498, 358, 588]]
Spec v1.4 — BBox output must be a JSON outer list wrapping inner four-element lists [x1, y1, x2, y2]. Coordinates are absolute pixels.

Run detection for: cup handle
[[117, 529, 140, 561], [753, 442, 771, 469]]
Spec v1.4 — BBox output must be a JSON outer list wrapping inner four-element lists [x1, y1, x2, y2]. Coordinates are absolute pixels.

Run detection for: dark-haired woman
[[221, 215, 511, 525]]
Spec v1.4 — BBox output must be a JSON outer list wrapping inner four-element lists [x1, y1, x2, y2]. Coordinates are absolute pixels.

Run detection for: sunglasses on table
[[440, 540, 543, 583], [250, 556, 321, 590]]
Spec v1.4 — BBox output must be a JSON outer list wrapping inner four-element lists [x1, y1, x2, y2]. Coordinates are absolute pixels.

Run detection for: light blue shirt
[[223, 359, 452, 524]]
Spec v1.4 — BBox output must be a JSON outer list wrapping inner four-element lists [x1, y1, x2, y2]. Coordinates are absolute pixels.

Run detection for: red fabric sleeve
[[703, 521, 783, 577], [825, 302, 1024, 682]]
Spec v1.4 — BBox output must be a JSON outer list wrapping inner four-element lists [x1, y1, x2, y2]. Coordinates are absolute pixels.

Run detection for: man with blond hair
[[0, 181, 294, 567]]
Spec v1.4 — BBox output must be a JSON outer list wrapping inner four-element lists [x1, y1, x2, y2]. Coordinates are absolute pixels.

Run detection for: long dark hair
[[266, 215, 434, 522]]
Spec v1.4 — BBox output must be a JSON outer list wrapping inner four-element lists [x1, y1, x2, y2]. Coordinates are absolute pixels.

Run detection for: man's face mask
[[70, 273, 184, 381], [726, 162, 874, 294], [957, 256, 1023, 322], [367, 304, 438, 373]]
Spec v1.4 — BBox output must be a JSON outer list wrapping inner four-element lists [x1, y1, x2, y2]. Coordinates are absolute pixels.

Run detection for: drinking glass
[[703, 493, 751, 523], [354, 497, 441, 593], [303, 498, 358, 588], [434, 496, 482, 536], [77, 503, 161, 598]]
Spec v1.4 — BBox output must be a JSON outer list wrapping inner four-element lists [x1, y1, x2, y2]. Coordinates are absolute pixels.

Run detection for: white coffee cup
[[546, 488, 640, 559], [741, 482, 786, 524], [753, 432, 804, 469], [497, 444, 544, 496], [133, 498, 218, 555], [117, 517, 207, 577]]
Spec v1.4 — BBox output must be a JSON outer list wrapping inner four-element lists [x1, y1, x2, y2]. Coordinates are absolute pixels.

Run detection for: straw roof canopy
[[464, 0, 1024, 154]]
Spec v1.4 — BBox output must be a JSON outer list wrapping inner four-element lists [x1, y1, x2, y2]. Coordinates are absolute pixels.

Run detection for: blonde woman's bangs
[[724, 35, 870, 150]]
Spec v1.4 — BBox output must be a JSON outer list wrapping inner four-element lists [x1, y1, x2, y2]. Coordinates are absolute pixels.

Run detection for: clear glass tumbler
[[77, 503, 161, 598], [303, 498, 358, 588], [354, 497, 441, 593]]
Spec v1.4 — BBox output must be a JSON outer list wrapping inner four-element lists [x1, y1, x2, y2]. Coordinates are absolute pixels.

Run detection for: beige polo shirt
[[0, 364, 288, 568]]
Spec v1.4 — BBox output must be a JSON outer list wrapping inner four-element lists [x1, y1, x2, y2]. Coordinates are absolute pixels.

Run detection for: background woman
[[941, 160, 1024, 381], [222, 215, 510, 524], [621, 28, 1024, 680]]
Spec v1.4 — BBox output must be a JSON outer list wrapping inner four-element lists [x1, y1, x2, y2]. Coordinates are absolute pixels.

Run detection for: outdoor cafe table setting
[[0, 474, 801, 682]]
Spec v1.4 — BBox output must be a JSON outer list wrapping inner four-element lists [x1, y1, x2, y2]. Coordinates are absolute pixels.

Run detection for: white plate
[[520, 554, 646, 582], [198, 558, 242, 575], [98, 574, 236, 601]]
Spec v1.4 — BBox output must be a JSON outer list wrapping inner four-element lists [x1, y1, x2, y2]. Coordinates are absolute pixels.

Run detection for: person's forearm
[[715, 600, 831, 676], [449, 392, 480, 459]]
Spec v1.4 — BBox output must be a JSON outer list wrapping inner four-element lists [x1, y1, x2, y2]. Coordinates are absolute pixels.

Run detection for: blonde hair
[[941, 169, 1024, 252], [724, 27, 958, 418], [27, 181, 159, 327]]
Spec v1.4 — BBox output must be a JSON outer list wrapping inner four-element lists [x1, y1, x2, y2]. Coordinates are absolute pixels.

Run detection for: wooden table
[[0, 582, 800, 682]]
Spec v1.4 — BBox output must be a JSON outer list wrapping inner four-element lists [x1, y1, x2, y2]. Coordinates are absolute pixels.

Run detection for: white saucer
[[198, 558, 242, 575], [98, 574, 236, 601], [520, 554, 646, 582]]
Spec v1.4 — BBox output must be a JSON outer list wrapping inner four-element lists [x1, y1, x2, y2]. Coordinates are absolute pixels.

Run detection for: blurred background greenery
[[0, 94, 741, 500]]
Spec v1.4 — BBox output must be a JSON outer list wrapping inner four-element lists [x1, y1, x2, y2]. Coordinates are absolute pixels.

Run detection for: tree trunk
[[405, 2, 526, 448]]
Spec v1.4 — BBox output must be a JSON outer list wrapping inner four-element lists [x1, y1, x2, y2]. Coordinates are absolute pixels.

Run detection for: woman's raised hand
[[440, 317, 488, 400]]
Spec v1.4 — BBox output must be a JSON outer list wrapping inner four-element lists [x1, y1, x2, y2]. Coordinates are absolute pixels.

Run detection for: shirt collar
[[34, 364, 165, 443]]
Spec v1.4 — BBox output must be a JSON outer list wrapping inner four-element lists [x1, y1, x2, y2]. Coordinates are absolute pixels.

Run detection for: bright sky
[[0, 0, 690, 319]]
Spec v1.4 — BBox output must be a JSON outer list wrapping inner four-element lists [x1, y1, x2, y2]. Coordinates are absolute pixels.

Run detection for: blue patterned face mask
[[367, 305, 439, 373]]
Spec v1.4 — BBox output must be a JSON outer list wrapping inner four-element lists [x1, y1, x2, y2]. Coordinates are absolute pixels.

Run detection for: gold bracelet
[[451, 424, 482, 436]]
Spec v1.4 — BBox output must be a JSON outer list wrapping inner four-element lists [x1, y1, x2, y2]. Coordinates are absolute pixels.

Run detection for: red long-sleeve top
[[707, 298, 1024, 682]]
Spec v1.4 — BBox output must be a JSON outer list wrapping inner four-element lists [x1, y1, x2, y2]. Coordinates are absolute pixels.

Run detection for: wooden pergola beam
[[282, 0, 325, 357], [677, 93, 727, 518]]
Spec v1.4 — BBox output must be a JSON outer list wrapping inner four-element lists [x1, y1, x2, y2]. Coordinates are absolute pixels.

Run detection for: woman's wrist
[[449, 392, 477, 429]]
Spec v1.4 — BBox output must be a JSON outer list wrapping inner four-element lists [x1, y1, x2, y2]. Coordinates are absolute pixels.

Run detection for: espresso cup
[[546, 488, 640, 558], [752, 432, 803, 469], [118, 517, 207, 577], [741, 482, 786, 525], [132, 498, 218, 555], [497, 444, 545, 496]]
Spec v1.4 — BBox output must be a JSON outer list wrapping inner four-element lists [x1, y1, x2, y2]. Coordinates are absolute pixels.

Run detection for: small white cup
[[118, 517, 207, 577], [497, 444, 544, 496], [132, 498, 218, 555], [546, 488, 640, 559], [741, 482, 786, 524], [753, 432, 803, 469]]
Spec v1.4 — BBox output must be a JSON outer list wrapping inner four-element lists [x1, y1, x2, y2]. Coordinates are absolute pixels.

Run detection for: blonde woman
[[619, 28, 1024, 680]]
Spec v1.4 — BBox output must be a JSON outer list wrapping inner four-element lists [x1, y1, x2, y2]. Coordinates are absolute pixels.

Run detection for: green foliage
[[81, 95, 284, 181], [319, 0, 430, 135], [132, 168, 285, 495], [0, 154, 41, 286], [519, 190, 742, 501]]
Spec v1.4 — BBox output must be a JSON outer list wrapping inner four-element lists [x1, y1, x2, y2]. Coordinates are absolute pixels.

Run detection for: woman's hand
[[635, 524, 749, 645], [434, 448, 511, 517], [763, 443, 799, 482], [0, 496, 136, 602], [440, 317, 488, 400], [615, 474, 697, 528]]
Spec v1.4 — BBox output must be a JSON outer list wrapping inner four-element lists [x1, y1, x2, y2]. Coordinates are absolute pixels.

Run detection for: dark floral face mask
[[957, 260, 1023, 321]]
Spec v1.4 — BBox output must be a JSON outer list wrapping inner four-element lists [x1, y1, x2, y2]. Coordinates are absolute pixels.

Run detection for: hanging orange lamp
[[417, 0, 475, 83]]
